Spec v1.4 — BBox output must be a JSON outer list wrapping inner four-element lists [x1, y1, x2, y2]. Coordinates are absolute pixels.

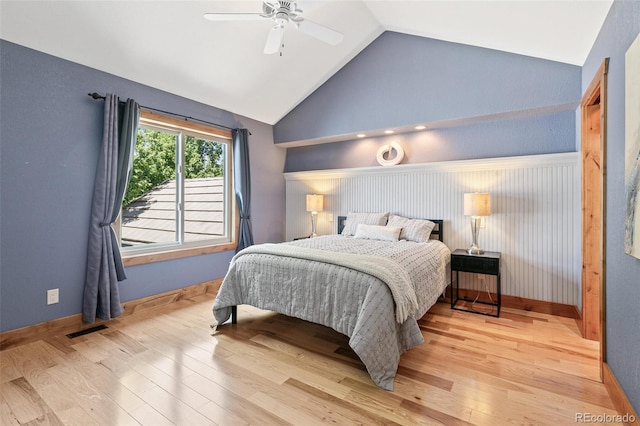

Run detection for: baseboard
[[2, 281, 581, 350], [445, 288, 580, 319], [0, 278, 223, 351], [500, 294, 580, 319], [603, 363, 640, 425]]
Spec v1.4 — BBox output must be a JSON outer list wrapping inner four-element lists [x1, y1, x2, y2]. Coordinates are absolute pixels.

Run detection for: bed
[[212, 212, 451, 390]]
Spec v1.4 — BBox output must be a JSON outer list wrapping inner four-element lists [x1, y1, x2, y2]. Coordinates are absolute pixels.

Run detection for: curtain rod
[[88, 92, 245, 134]]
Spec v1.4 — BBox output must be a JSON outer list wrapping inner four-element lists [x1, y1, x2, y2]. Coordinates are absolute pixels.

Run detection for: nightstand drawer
[[451, 254, 500, 275]]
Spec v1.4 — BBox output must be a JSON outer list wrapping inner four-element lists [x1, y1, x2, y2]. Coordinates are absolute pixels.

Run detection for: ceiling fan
[[204, 1, 344, 55]]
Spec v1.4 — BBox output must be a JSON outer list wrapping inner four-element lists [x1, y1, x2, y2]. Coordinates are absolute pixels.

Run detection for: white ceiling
[[0, 0, 613, 125]]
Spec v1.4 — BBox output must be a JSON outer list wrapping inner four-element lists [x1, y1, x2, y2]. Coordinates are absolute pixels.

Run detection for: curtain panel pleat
[[233, 129, 254, 252], [83, 95, 139, 323]]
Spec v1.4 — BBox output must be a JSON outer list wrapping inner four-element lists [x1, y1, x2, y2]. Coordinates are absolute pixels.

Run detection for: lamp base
[[467, 244, 484, 255], [468, 217, 484, 255], [310, 211, 318, 238]]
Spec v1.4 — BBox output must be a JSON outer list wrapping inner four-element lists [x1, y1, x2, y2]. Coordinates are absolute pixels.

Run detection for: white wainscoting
[[284, 153, 581, 305]]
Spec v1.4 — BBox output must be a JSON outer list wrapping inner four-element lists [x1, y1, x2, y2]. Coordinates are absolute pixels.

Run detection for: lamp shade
[[306, 194, 324, 212], [464, 192, 491, 216]]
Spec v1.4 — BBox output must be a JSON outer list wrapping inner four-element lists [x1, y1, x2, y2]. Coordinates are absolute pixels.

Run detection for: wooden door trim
[[580, 57, 608, 381]]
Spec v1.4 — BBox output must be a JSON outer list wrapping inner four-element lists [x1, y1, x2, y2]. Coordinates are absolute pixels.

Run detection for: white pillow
[[341, 212, 389, 236], [354, 224, 401, 242], [386, 215, 436, 243]]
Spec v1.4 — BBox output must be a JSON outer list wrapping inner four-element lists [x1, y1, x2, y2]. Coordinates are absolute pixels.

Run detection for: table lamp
[[306, 194, 324, 237], [464, 192, 491, 254]]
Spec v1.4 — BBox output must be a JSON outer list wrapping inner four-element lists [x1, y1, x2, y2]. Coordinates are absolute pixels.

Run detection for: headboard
[[337, 216, 444, 242]]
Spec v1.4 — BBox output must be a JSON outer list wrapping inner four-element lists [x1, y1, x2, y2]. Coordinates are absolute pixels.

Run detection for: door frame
[[580, 58, 608, 380]]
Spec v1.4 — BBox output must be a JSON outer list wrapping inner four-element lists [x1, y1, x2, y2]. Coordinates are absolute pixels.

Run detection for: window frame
[[119, 110, 237, 267]]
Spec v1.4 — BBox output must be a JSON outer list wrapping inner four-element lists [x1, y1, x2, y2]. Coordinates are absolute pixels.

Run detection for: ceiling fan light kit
[[204, 1, 344, 55]]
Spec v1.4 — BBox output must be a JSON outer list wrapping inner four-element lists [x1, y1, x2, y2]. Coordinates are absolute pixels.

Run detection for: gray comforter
[[212, 235, 451, 390]]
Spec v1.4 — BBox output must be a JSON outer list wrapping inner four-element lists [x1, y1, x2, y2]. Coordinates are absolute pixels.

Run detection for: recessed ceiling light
[[415, 125, 426, 130], [384, 130, 394, 134], [357, 134, 366, 138]]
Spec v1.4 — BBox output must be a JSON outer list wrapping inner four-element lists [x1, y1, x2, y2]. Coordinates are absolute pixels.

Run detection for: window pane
[[118, 110, 233, 258], [121, 127, 178, 247], [183, 135, 227, 243]]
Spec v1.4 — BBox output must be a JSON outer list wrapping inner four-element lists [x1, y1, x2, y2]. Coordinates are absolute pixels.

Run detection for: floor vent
[[66, 324, 108, 339]]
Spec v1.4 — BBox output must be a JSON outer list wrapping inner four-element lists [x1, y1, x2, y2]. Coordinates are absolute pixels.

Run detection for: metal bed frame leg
[[231, 305, 237, 324]]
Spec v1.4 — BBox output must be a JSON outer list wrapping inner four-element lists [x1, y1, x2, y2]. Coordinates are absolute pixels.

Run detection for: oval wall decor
[[376, 141, 405, 166]]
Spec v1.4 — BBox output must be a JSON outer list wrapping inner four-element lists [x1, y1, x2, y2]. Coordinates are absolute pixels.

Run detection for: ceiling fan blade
[[264, 25, 285, 54], [297, 19, 343, 46], [203, 13, 263, 22]]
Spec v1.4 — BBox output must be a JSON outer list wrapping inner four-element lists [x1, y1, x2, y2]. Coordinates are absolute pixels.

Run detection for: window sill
[[122, 241, 237, 267]]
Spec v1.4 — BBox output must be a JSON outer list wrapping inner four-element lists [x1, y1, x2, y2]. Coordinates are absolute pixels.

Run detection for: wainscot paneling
[[284, 152, 580, 306]]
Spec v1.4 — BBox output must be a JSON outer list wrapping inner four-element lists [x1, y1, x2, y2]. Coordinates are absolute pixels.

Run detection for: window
[[118, 110, 235, 265]]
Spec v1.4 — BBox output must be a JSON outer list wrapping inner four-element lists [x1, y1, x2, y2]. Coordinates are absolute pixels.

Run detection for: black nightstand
[[450, 249, 501, 317]]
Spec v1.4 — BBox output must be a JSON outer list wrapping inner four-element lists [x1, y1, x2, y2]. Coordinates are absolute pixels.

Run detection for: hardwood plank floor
[[0, 296, 623, 425]]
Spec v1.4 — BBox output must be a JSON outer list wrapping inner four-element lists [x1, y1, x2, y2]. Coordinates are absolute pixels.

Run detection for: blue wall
[[582, 0, 640, 413], [276, 31, 580, 172], [284, 109, 577, 172], [0, 41, 286, 332]]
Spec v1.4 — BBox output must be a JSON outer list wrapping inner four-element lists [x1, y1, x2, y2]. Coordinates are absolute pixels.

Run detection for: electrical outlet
[[328, 213, 334, 222], [47, 288, 59, 305]]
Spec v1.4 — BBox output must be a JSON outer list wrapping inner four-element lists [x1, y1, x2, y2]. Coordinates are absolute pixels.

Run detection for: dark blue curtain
[[83, 95, 139, 323], [233, 128, 254, 252]]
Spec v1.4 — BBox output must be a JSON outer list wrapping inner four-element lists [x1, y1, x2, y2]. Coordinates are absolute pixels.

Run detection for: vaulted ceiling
[[0, 1, 613, 125]]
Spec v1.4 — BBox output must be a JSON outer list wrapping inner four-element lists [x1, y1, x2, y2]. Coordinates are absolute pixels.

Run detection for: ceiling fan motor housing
[[264, 1, 302, 25], [275, 12, 289, 26]]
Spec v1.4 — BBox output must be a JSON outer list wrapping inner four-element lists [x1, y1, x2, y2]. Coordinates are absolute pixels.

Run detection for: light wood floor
[[0, 295, 622, 425]]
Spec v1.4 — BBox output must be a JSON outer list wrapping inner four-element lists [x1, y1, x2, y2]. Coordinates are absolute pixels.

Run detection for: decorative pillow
[[341, 212, 389, 236], [354, 224, 401, 242], [386, 214, 436, 243]]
